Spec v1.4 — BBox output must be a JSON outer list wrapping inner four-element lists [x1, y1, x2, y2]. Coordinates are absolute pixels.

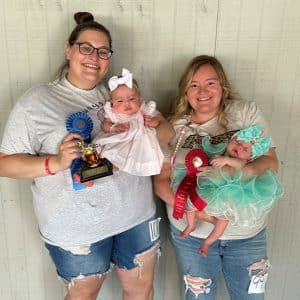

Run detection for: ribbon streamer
[[173, 149, 209, 219]]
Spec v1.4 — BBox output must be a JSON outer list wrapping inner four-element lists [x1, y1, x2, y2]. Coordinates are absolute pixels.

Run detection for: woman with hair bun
[[0, 12, 174, 300]]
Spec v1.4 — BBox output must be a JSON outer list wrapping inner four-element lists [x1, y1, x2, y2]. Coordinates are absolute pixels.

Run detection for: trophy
[[78, 141, 113, 182], [66, 112, 113, 188]]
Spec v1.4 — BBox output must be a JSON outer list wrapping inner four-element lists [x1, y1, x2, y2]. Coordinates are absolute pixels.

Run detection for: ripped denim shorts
[[45, 216, 161, 282]]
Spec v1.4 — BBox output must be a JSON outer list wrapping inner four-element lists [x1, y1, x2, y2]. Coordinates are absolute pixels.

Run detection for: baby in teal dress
[[172, 124, 283, 256]]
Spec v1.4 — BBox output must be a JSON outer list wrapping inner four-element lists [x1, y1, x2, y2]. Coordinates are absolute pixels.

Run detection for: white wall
[[0, 1, 299, 299]]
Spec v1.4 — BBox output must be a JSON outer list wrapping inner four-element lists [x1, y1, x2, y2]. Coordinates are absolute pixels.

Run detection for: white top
[[93, 101, 164, 176], [167, 100, 274, 240], [0, 76, 156, 248]]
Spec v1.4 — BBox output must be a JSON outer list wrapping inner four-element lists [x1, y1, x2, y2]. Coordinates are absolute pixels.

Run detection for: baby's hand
[[144, 115, 160, 128], [110, 123, 129, 133], [210, 156, 228, 168]]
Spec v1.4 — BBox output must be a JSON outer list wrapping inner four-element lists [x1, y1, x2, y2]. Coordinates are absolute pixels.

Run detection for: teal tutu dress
[[171, 166, 283, 227]]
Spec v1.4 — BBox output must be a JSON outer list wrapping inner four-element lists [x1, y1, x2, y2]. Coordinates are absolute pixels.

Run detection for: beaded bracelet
[[45, 155, 55, 175]]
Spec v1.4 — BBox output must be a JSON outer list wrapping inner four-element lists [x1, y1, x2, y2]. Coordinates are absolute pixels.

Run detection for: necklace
[[171, 120, 192, 167]]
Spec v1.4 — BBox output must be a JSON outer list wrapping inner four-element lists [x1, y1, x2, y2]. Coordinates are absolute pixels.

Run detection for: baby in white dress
[[93, 68, 164, 176]]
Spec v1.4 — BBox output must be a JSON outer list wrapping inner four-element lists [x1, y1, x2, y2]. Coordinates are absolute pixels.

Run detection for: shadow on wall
[[151, 56, 194, 117]]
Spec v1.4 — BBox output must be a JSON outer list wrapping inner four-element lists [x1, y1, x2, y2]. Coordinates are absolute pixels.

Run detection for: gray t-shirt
[[168, 100, 274, 240], [1, 76, 155, 247]]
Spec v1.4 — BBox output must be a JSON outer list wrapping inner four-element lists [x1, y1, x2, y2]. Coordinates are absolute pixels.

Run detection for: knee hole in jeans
[[247, 259, 271, 277], [184, 274, 212, 297], [64, 272, 108, 291], [118, 243, 161, 279]]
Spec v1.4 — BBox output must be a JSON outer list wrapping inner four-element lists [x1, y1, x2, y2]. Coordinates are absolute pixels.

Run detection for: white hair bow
[[108, 68, 133, 91]]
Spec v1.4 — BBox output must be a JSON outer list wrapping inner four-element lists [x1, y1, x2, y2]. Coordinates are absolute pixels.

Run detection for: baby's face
[[110, 85, 141, 115], [227, 138, 252, 160]]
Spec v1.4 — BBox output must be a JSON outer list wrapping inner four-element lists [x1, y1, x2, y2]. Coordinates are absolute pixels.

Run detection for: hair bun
[[74, 12, 94, 25]]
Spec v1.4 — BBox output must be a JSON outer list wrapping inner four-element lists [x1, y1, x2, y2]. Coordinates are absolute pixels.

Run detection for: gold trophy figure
[[77, 141, 113, 182], [82, 144, 101, 167]]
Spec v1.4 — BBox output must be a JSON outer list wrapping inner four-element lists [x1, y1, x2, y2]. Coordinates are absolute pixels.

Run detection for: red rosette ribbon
[[172, 149, 209, 219]]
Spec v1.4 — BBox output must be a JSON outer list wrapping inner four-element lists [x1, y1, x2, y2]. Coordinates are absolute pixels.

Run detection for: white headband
[[108, 68, 133, 91]]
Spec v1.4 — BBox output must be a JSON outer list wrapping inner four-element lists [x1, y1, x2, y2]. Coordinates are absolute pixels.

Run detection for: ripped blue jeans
[[170, 225, 269, 300], [45, 216, 161, 282]]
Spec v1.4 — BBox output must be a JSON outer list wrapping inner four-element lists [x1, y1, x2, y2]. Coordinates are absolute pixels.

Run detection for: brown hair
[[170, 55, 237, 131], [131, 78, 140, 93], [55, 12, 112, 79]]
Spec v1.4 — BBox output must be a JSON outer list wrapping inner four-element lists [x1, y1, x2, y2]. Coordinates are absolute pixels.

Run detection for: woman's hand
[[50, 133, 83, 173], [0, 133, 84, 179], [144, 115, 160, 128]]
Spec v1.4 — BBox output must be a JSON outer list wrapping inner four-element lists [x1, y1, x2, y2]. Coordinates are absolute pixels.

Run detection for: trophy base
[[80, 158, 113, 182]]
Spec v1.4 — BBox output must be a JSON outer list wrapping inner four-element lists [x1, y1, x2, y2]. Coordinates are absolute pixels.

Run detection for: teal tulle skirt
[[171, 166, 283, 227]]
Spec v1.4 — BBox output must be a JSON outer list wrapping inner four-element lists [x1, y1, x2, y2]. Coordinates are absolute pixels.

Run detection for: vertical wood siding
[[0, 1, 299, 299]]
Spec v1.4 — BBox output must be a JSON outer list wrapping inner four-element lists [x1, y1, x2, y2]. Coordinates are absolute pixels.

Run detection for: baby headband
[[108, 68, 133, 91], [236, 124, 272, 158]]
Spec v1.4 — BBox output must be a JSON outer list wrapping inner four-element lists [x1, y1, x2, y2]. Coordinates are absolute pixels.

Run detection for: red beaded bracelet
[[45, 155, 55, 175]]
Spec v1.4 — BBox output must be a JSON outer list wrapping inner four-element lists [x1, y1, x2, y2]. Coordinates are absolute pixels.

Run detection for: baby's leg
[[199, 218, 229, 257], [196, 211, 217, 225], [181, 210, 218, 238], [180, 210, 197, 238]]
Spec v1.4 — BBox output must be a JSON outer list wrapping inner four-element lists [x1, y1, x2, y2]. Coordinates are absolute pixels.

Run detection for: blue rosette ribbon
[[66, 112, 94, 141], [66, 112, 94, 190]]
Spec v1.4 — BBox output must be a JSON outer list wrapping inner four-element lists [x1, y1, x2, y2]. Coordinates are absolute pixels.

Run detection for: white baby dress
[[93, 101, 164, 176]]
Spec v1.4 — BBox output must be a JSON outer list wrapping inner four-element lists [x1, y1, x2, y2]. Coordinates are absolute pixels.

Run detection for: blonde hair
[[170, 55, 237, 132]]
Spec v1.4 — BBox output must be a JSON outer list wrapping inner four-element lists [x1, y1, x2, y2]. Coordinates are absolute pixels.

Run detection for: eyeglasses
[[74, 42, 113, 60]]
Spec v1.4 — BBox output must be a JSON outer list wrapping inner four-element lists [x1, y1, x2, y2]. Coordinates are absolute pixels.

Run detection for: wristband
[[45, 155, 55, 175]]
